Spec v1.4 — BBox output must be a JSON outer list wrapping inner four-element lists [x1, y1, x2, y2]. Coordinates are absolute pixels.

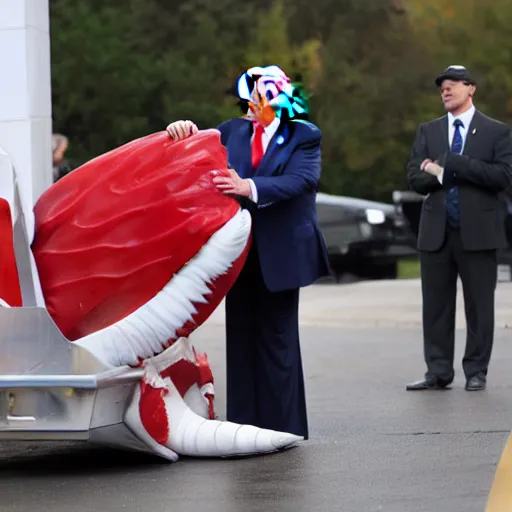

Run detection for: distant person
[[406, 65, 512, 392], [52, 134, 72, 182]]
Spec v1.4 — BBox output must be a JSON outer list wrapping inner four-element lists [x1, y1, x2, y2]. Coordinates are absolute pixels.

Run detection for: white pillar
[[0, 0, 53, 222], [0, 0, 51, 307]]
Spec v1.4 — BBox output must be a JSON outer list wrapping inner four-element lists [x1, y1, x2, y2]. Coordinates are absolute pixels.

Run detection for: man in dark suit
[[406, 65, 512, 392], [166, 66, 330, 438]]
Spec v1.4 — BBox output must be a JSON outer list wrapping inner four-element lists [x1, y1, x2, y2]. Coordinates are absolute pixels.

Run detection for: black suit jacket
[[407, 110, 512, 252]]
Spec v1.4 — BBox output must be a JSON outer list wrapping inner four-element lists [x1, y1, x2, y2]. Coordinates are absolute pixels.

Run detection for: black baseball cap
[[435, 65, 476, 87]]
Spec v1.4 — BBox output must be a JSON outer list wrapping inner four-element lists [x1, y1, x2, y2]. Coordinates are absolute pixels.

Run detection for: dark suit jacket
[[407, 110, 512, 252], [217, 117, 330, 292]]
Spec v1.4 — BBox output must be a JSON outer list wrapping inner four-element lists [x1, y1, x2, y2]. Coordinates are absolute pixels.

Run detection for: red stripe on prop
[[139, 380, 170, 446], [0, 198, 22, 307]]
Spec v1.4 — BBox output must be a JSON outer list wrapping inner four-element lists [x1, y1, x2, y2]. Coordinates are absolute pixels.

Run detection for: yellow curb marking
[[486, 432, 512, 511]]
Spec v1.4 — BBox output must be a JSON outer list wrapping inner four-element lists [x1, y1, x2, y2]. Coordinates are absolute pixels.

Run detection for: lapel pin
[[472, 128, 477, 135], [276, 135, 285, 145]]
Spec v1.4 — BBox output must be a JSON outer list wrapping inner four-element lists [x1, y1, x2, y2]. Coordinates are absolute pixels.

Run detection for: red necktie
[[251, 122, 265, 170]]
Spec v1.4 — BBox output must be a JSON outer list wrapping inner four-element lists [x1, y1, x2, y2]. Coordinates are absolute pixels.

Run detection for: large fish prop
[[0, 130, 302, 461]]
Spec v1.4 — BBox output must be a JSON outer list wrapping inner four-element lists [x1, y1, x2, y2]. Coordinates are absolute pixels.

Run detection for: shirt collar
[[264, 117, 281, 138], [448, 105, 475, 129]]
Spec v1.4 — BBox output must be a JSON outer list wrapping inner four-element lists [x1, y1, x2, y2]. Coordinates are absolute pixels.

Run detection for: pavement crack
[[384, 429, 510, 436]]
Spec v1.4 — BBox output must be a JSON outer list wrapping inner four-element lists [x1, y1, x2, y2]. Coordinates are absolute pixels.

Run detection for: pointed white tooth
[[165, 283, 199, 318], [146, 302, 180, 336], [176, 271, 211, 298], [124, 316, 163, 354], [117, 320, 152, 360]]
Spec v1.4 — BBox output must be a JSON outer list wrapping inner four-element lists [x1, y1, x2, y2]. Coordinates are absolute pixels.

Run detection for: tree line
[[50, 0, 512, 202]]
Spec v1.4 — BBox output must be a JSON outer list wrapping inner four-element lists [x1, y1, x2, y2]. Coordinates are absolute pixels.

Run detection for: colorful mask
[[237, 65, 310, 125]]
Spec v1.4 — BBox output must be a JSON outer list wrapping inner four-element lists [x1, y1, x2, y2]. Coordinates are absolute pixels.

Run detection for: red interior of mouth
[[32, 130, 245, 341]]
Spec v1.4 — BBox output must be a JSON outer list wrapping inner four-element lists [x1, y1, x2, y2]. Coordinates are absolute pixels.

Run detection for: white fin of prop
[[76, 208, 251, 367], [124, 363, 303, 460]]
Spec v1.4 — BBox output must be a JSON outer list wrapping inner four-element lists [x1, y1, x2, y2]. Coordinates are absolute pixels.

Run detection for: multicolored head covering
[[236, 65, 310, 126]]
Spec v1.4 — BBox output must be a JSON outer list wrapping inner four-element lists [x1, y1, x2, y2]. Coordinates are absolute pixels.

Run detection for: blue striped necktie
[[445, 118, 463, 228]]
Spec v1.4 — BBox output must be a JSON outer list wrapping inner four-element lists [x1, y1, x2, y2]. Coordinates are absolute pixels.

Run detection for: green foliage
[[50, 0, 162, 163], [398, 258, 421, 279], [50, 0, 256, 164], [311, 1, 425, 199], [50, 0, 512, 201], [406, 0, 512, 125]]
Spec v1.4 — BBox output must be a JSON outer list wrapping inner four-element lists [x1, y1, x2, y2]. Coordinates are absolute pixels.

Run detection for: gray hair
[[52, 134, 69, 153]]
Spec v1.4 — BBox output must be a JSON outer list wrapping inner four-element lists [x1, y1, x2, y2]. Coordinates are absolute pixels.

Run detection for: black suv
[[316, 192, 417, 281]]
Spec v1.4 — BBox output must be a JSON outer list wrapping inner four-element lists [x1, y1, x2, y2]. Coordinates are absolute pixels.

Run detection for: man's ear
[[469, 85, 476, 97]]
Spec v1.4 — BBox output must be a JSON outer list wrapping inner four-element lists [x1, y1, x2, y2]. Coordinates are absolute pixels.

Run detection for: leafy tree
[[50, 1, 163, 164], [312, 1, 427, 199], [407, 0, 512, 125], [49, 0, 512, 202]]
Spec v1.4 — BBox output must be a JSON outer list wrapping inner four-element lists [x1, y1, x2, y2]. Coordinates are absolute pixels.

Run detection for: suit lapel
[[462, 110, 481, 156], [439, 115, 450, 152], [231, 120, 253, 179], [256, 123, 288, 176]]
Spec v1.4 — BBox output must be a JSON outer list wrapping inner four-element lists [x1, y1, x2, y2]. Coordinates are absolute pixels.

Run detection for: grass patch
[[398, 258, 420, 279]]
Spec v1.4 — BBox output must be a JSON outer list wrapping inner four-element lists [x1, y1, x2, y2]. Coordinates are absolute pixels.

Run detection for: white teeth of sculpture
[[123, 339, 303, 461], [75, 209, 252, 368]]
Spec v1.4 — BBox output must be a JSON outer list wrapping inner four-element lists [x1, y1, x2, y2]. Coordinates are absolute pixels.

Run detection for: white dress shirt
[[448, 105, 475, 149], [438, 105, 475, 183], [247, 116, 281, 203]]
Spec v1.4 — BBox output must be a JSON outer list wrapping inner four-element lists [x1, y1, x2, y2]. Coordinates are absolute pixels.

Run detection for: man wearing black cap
[[406, 65, 512, 392]]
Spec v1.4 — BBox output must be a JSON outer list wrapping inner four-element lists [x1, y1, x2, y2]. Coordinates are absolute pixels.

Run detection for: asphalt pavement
[[1, 279, 511, 512]]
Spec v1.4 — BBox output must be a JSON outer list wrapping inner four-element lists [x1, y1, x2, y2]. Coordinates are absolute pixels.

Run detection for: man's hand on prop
[[166, 120, 198, 141], [212, 169, 252, 198]]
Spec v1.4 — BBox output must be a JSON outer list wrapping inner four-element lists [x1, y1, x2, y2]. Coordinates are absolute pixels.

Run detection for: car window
[[316, 203, 352, 223]]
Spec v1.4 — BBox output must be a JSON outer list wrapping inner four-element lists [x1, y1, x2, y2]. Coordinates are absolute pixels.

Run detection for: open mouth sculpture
[[2, 129, 302, 461]]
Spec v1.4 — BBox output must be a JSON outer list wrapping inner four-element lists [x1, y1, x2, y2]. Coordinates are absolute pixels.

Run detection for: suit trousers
[[225, 244, 309, 439], [420, 228, 497, 383]]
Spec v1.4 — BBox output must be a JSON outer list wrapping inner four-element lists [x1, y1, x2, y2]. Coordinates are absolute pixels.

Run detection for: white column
[[0, 0, 53, 220], [0, 0, 51, 307]]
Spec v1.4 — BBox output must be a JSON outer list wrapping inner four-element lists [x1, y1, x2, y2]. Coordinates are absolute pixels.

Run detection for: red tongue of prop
[[32, 130, 246, 341]]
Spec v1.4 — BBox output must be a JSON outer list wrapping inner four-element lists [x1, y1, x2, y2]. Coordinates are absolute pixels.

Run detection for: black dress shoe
[[406, 378, 451, 391], [465, 375, 486, 391]]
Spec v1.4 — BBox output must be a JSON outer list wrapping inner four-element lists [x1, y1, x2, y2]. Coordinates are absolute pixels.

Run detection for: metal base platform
[[0, 307, 145, 452]]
